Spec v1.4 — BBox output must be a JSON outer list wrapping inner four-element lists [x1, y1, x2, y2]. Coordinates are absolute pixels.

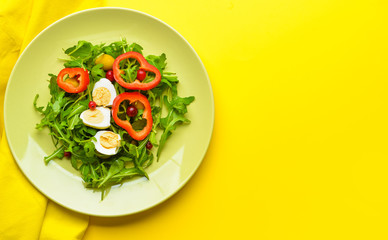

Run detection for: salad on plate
[[33, 38, 194, 199]]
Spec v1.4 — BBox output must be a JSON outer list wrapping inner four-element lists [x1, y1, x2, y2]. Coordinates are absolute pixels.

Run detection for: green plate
[[4, 7, 214, 217]]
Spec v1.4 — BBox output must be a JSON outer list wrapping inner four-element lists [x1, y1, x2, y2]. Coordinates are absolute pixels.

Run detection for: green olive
[[66, 78, 79, 87], [133, 100, 145, 110], [95, 54, 115, 71]]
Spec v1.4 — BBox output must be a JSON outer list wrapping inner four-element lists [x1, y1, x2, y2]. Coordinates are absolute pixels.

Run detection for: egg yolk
[[100, 132, 120, 149], [83, 109, 104, 123], [93, 87, 111, 106]]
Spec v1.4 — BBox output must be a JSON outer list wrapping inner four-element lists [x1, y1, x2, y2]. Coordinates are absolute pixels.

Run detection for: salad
[[33, 39, 194, 199]]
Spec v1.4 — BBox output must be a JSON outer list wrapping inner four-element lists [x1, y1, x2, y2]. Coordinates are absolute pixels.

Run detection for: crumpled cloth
[[0, 0, 103, 239]]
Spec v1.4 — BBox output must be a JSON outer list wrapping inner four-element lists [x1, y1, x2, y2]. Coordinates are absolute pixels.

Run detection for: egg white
[[93, 130, 121, 156], [80, 107, 111, 129], [92, 78, 117, 107]]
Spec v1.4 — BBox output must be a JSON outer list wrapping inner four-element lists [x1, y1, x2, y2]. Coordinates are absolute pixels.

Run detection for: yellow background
[[83, 0, 388, 239], [3, 0, 388, 239]]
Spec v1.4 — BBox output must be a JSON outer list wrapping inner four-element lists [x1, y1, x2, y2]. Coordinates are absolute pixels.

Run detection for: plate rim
[[3, 7, 215, 217]]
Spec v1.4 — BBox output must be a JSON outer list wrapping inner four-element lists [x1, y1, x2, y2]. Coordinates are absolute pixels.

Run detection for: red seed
[[64, 151, 71, 158], [89, 101, 97, 110], [126, 105, 138, 117], [106, 70, 114, 81], [136, 69, 146, 81], [146, 141, 153, 150]]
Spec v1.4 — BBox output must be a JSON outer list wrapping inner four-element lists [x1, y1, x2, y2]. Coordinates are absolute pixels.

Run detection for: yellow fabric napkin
[[0, 0, 103, 239]]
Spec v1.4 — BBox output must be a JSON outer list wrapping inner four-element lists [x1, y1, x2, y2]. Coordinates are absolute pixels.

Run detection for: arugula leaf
[[33, 95, 44, 113], [52, 91, 66, 115], [103, 40, 126, 58], [80, 126, 97, 136], [123, 65, 137, 82], [80, 164, 90, 178], [65, 104, 87, 120], [110, 167, 142, 180], [169, 96, 195, 115], [124, 142, 138, 157], [128, 42, 143, 53], [68, 114, 81, 130], [65, 40, 93, 59], [98, 160, 124, 187], [84, 141, 95, 158], [91, 63, 105, 79], [44, 145, 64, 164], [158, 111, 191, 158], [132, 119, 147, 130], [146, 53, 167, 72], [70, 155, 79, 169], [48, 74, 60, 97], [133, 109, 144, 121], [64, 60, 83, 68], [157, 95, 194, 158], [119, 156, 133, 162]]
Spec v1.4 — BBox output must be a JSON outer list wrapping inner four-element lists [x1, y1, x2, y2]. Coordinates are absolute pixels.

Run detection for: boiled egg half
[[80, 107, 111, 129], [93, 130, 121, 156], [92, 78, 117, 107]]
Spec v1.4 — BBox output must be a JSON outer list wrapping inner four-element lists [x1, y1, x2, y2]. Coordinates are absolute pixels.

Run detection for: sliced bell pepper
[[112, 51, 161, 90], [112, 92, 153, 141], [57, 68, 90, 93]]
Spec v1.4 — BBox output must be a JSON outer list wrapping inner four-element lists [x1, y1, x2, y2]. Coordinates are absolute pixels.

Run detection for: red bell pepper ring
[[113, 51, 161, 90], [57, 68, 90, 93], [112, 92, 153, 141]]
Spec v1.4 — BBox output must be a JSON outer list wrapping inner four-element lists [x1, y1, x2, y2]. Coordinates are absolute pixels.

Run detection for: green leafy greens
[[34, 39, 194, 199]]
